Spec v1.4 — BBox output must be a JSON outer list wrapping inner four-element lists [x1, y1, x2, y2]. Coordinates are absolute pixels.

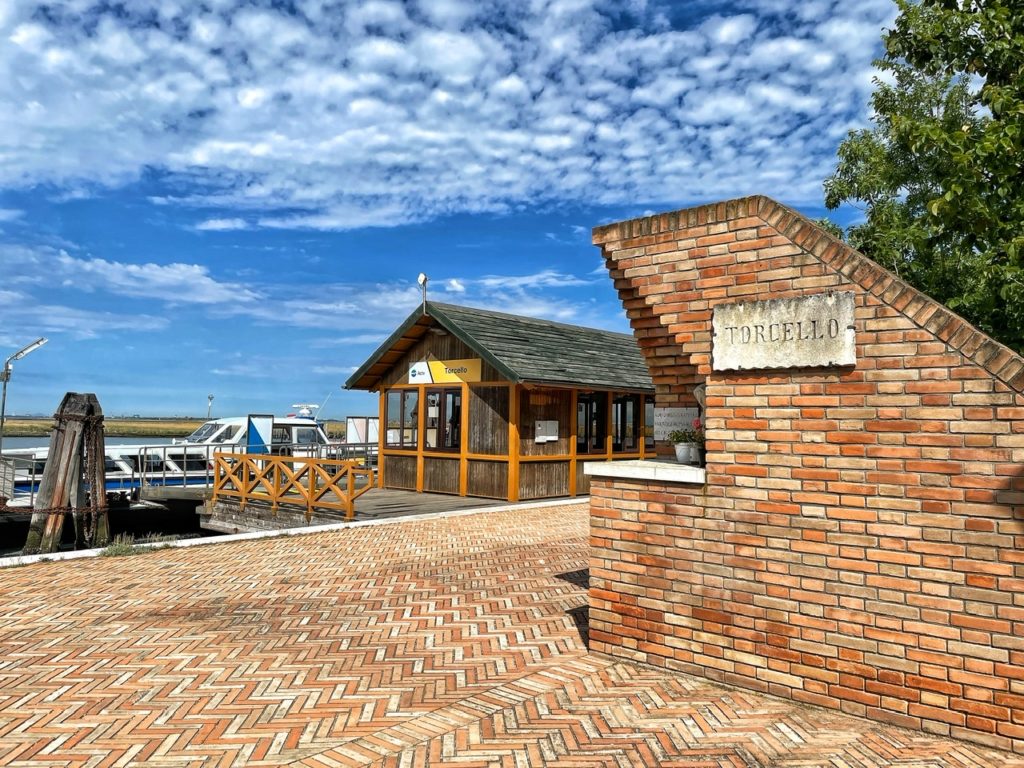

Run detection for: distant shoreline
[[1, 418, 346, 439], [2, 417, 204, 438]]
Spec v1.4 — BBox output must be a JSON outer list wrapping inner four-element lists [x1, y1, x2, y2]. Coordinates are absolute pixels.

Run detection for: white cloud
[[0, 208, 23, 222], [311, 364, 359, 375], [195, 217, 249, 231], [703, 14, 757, 45], [0, 286, 167, 340], [0, 0, 893, 225], [0, 237, 619, 350], [54, 253, 261, 304], [476, 269, 592, 290], [0, 242, 260, 308], [211, 363, 276, 378], [309, 333, 393, 347]]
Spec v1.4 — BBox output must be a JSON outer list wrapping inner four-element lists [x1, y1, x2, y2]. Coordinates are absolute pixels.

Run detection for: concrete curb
[[0, 496, 589, 569]]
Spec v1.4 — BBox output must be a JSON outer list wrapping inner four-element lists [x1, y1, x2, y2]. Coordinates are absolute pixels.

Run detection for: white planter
[[673, 442, 697, 464]]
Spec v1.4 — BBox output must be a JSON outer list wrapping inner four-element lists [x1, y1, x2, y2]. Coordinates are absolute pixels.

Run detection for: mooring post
[[82, 394, 109, 548], [23, 392, 109, 554]]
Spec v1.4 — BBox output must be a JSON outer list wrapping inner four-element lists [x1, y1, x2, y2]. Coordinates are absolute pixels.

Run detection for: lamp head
[[7, 337, 48, 366], [417, 272, 428, 287], [12, 337, 47, 362]]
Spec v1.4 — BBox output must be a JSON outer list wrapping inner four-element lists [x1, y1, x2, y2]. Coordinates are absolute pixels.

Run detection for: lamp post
[[0, 337, 49, 458], [417, 272, 429, 312], [207, 394, 214, 420]]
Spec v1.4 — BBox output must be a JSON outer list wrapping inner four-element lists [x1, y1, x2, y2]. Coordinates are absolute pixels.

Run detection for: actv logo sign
[[408, 359, 482, 384], [409, 362, 433, 383]]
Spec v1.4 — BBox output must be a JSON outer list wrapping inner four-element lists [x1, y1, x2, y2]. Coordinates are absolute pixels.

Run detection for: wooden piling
[[23, 393, 109, 554]]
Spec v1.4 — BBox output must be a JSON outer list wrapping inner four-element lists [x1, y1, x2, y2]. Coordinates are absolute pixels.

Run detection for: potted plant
[[668, 418, 705, 465], [668, 428, 696, 464], [691, 417, 705, 465]]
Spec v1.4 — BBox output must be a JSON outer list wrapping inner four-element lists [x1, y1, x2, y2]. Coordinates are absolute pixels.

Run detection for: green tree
[[824, 0, 1024, 351]]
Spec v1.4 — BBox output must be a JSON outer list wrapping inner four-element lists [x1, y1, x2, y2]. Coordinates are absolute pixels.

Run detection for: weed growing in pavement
[[100, 533, 142, 557]]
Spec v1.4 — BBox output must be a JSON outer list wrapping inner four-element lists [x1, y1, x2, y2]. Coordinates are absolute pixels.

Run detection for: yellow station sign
[[409, 358, 482, 384]]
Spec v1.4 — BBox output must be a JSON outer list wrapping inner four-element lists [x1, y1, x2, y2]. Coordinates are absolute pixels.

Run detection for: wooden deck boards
[[351, 487, 510, 520]]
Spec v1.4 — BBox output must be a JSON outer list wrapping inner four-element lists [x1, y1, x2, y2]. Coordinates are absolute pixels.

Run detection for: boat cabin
[[176, 416, 331, 451], [346, 302, 655, 501]]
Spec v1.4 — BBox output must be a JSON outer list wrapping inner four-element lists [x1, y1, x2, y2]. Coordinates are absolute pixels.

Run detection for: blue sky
[[0, 0, 893, 420]]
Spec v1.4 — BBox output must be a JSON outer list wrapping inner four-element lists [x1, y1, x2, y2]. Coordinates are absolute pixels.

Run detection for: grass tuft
[[100, 533, 142, 557]]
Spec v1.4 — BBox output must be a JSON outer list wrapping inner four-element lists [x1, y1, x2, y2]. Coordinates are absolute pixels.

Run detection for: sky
[[0, 0, 894, 420]]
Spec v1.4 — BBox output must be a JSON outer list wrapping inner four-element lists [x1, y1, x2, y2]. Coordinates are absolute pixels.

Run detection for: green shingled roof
[[345, 301, 653, 392]]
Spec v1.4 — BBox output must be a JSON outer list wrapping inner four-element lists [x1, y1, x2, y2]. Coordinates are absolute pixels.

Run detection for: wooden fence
[[212, 453, 375, 521]]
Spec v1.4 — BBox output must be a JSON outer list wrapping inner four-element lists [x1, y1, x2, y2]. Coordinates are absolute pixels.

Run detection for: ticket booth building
[[346, 302, 654, 501]]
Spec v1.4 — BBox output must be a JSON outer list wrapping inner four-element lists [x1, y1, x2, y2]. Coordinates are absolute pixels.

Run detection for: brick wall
[[589, 196, 1024, 753]]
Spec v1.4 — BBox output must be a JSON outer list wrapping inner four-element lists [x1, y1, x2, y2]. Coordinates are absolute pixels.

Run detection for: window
[[184, 422, 222, 443], [645, 398, 655, 451], [295, 427, 322, 445], [386, 390, 419, 449], [168, 452, 209, 471], [576, 392, 608, 454], [212, 424, 242, 444], [424, 388, 461, 452], [125, 453, 166, 472], [612, 394, 640, 453]]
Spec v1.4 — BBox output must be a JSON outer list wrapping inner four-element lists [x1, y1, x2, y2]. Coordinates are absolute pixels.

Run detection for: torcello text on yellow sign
[[408, 358, 482, 384]]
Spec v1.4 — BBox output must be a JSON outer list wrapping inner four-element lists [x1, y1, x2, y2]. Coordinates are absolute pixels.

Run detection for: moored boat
[[3, 414, 341, 501]]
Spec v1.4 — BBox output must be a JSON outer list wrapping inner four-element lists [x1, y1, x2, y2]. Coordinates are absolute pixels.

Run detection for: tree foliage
[[825, 0, 1024, 351]]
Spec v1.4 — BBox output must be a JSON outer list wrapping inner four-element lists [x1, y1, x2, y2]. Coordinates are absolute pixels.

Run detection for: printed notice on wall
[[535, 420, 559, 443], [653, 407, 699, 441], [712, 292, 856, 371]]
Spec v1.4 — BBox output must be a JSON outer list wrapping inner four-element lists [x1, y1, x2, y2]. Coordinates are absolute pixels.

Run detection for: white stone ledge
[[582, 459, 706, 485]]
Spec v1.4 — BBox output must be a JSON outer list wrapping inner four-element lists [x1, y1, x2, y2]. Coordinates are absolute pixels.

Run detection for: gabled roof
[[345, 301, 654, 392]]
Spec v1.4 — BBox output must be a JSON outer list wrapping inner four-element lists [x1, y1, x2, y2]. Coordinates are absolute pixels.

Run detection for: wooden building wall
[[374, 321, 649, 501], [380, 333, 503, 387]]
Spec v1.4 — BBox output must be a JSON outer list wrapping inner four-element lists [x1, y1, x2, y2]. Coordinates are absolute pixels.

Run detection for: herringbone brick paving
[[0, 504, 1020, 767]]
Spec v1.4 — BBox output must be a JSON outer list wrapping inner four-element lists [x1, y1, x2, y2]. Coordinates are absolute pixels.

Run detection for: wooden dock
[[347, 488, 506, 520]]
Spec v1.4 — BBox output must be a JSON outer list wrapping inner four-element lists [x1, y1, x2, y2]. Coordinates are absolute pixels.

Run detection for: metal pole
[[0, 366, 10, 458], [0, 338, 48, 458]]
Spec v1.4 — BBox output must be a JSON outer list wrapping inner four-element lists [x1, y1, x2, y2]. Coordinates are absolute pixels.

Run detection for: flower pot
[[673, 442, 697, 464]]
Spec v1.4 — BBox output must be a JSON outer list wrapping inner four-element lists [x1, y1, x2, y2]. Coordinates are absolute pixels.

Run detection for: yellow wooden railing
[[212, 453, 375, 521]]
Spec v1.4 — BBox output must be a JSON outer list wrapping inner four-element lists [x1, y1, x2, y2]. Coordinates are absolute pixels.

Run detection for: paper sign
[[653, 407, 699, 441], [535, 420, 559, 443]]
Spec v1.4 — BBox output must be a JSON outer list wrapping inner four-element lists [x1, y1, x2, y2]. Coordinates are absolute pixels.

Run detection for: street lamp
[[0, 337, 49, 457], [417, 272, 428, 312]]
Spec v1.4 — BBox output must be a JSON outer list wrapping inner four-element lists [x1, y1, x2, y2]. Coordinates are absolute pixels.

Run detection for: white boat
[[3, 414, 347, 501]]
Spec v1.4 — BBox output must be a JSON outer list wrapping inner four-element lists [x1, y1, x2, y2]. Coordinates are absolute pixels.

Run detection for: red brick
[[592, 197, 1024, 755]]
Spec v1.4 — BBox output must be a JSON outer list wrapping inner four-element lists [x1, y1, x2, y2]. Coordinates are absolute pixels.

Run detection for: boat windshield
[[184, 422, 227, 443], [212, 424, 243, 443]]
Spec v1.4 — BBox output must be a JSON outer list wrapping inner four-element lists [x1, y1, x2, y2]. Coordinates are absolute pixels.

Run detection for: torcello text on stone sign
[[712, 292, 856, 371]]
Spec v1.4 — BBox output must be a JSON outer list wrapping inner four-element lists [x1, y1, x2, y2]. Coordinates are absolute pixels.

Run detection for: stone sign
[[712, 292, 856, 371], [653, 407, 699, 441]]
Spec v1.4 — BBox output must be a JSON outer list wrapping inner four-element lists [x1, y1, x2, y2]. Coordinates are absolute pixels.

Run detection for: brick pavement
[[0, 503, 1020, 767]]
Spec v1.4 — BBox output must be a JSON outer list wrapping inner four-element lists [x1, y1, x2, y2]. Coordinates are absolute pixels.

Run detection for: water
[[2, 436, 174, 451]]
